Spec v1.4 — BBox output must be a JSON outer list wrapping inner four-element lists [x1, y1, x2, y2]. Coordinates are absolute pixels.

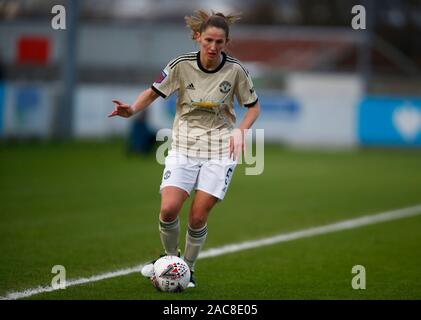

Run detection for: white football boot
[[187, 271, 196, 288], [140, 250, 181, 278]]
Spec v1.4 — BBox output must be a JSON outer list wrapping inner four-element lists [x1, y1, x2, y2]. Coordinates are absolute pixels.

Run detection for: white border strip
[[2, 204, 421, 300]]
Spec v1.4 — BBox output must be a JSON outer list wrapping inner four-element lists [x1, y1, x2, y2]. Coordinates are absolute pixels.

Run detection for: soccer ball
[[151, 255, 191, 292]]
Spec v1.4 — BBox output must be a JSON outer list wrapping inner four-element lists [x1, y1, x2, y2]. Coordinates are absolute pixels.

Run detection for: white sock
[[159, 217, 180, 256], [184, 224, 208, 272]]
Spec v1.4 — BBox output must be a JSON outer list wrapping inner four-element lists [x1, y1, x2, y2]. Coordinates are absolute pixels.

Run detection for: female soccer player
[[108, 10, 260, 288]]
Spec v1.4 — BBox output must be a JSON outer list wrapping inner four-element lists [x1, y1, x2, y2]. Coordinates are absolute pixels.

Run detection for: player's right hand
[[108, 100, 134, 118]]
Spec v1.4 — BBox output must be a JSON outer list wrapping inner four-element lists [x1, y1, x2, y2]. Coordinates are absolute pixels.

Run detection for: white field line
[[1, 204, 421, 300]]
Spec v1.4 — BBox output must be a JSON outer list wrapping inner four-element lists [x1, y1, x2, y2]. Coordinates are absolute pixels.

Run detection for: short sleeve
[[151, 61, 179, 99], [234, 67, 259, 107]]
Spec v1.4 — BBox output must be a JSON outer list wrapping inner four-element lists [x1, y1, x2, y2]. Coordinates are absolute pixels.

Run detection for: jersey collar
[[197, 51, 227, 74]]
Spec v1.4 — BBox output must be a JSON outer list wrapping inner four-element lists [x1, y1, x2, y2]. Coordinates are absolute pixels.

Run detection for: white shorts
[[160, 150, 237, 200]]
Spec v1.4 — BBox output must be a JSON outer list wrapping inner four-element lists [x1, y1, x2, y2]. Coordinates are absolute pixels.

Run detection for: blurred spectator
[[0, 51, 4, 81], [127, 109, 156, 155]]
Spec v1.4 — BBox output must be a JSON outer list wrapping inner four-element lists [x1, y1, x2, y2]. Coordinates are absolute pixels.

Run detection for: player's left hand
[[229, 128, 244, 161]]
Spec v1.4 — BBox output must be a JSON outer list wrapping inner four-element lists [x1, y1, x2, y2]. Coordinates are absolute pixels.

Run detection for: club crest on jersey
[[155, 69, 168, 84], [219, 81, 232, 94]]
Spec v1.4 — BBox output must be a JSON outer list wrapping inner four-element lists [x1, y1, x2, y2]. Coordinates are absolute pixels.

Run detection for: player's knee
[[188, 212, 207, 229], [160, 203, 180, 222]]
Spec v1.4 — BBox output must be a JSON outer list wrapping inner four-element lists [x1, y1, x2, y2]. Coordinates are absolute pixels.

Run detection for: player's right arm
[[108, 88, 159, 118], [109, 56, 179, 118]]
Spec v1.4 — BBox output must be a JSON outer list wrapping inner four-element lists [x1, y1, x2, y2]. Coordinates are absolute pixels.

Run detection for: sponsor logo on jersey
[[191, 100, 220, 108]]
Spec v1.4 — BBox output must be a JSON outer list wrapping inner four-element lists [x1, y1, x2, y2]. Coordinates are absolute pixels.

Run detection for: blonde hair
[[184, 10, 241, 40]]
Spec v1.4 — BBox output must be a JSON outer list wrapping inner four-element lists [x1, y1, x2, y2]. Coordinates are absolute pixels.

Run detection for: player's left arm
[[238, 101, 260, 131], [230, 65, 261, 160], [230, 101, 260, 160]]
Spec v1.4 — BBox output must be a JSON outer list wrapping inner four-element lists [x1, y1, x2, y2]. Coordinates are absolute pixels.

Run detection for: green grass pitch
[[0, 141, 420, 299]]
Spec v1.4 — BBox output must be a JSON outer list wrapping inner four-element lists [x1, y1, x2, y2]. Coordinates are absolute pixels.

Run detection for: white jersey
[[152, 51, 258, 159]]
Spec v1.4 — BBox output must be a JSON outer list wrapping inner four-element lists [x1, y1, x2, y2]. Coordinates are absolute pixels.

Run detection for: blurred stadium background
[[0, 0, 421, 300]]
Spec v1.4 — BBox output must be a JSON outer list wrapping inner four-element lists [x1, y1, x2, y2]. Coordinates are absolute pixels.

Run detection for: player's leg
[[184, 190, 218, 287], [141, 150, 199, 278], [157, 150, 200, 256], [159, 186, 189, 256], [183, 157, 237, 285], [141, 186, 188, 278]]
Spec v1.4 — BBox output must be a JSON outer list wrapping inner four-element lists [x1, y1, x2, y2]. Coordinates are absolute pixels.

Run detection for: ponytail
[[185, 9, 241, 40]]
